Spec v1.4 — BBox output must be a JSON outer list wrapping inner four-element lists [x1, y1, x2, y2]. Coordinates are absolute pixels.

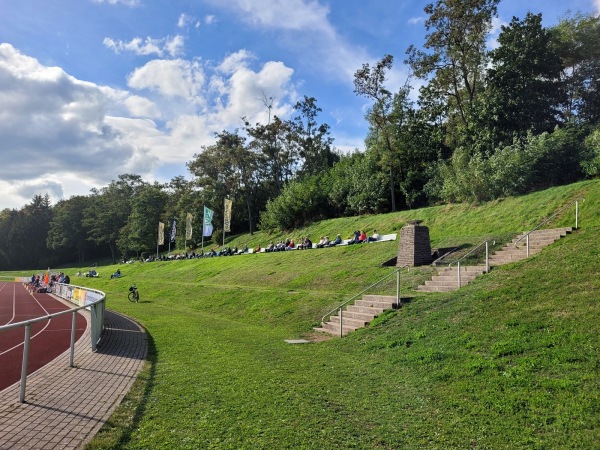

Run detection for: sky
[[1, 0, 598, 211]]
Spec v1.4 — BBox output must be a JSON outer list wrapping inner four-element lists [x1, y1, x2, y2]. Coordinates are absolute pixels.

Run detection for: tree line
[[1, 1, 599, 270]]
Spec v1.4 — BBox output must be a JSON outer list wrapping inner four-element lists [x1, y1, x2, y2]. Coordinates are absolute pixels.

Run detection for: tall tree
[[290, 96, 337, 177], [406, 0, 499, 146], [118, 182, 168, 257], [47, 195, 94, 263], [354, 55, 400, 211], [83, 174, 143, 263], [484, 12, 564, 145], [551, 13, 600, 124]]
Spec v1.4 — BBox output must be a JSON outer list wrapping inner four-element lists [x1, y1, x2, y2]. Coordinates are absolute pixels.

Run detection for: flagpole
[[201, 206, 204, 253]]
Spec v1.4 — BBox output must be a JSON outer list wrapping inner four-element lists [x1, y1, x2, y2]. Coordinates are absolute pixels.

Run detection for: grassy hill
[[9, 180, 600, 449]]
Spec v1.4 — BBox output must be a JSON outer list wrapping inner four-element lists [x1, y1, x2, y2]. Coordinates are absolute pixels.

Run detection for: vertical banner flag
[[203, 207, 214, 237], [158, 222, 165, 245], [170, 219, 177, 242], [224, 199, 233, 233], [185, 213, 193, 240]]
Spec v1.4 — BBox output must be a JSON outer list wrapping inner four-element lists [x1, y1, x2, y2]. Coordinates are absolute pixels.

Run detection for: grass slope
[[9, 181, 600, 449]]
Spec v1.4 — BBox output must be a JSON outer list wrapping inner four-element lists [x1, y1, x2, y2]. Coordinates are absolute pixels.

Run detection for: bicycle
[[128, 285, 140, 303]]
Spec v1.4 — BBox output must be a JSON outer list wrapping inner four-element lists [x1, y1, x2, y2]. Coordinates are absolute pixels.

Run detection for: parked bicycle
[[128, 285, 139, 303]]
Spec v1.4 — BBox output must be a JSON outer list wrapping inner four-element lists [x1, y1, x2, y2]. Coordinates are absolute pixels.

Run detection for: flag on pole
[[158, 222, 165, 245], [203, 207, 214, 237], [185, 213, 193, 240], [224, 199, 233, 233], [170, 219, 177, 242]]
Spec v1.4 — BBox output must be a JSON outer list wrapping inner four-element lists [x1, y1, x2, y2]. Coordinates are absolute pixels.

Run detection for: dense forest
[[1, 1, 599, 270]]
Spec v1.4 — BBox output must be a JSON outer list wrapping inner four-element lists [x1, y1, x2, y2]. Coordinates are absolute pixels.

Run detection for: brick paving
[[0, 309, 147, 449]]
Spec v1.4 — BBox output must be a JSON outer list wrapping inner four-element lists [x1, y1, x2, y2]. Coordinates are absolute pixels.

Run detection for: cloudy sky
[[1, 0, 598, 210]]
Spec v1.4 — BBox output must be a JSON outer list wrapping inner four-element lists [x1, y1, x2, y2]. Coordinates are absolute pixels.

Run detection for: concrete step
[[347, 305, 386, 315], [342, 309, 378, 321], [330, 315, 369, 327]]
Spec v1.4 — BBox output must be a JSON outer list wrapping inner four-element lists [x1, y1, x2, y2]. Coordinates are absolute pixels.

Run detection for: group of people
[[28, 271, 71, 293], [347, 229, 380, 245]]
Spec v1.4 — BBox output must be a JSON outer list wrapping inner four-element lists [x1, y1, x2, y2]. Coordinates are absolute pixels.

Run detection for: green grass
[[8, 180, 600, 449]]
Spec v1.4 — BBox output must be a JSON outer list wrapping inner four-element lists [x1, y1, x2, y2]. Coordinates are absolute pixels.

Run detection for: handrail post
[[457, 261, 461, 289], [396, 270, 400, 307], [69, 310, 77, 368], [526, 234, 530, 258], [576, 200, 579, 229], [485, 241, 489, 273], [339, 308, 343, 337], [19, 324, 31, 403]]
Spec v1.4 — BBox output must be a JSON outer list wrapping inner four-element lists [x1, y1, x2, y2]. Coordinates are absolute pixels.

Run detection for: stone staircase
[[314, 295, 398, 336], [315, 227, 573, 336], [418, 227, 573, 293]]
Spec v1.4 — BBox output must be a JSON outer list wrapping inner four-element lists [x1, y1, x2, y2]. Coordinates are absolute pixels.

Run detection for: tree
[[484, 12, 564, 145], [117, 182, 168, 257], [47, 195, 95, 263], [187, 130, 260, 235], [83, 174, 143, 263], [354, 55, 400, 211], [406, 0, 499, 147], [290, 96, 337, 177], [551, 13, 600, 124]]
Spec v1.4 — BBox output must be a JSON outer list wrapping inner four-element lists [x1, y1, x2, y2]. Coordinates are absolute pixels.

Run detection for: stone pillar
[[397, 220, 432, 267]]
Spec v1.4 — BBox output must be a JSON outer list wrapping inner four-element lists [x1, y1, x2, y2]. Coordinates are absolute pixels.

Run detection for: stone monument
[[397, 220, 432, 267]]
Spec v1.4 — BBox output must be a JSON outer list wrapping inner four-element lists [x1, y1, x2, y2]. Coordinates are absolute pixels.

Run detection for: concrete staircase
[[418, 227, 573, 292], [314, 227, 572, 336], [314, 295, 398, 336]]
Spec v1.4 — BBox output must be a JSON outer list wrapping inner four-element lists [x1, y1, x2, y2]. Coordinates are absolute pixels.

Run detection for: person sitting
[[298, 236, 312, 250], [315, 237, 325, 248], [328, 234, 342, 247], [347, 230, 361, 245], [266, 242, 275, 252], [358, 230, 367, 243], [63, 274, 71, 284], [110, 269, 122, 279], [254, 244, 261, 253], [367, 230, 380, 242], [285, 239, 295, 251]]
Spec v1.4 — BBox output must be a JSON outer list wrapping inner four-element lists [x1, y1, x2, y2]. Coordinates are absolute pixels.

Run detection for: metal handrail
[[514, 196, 584, 248], [445, 239, 494, 268], [0, 281, 106, 403], [431, 247, 459, 266], [321, 266, 410, 337]]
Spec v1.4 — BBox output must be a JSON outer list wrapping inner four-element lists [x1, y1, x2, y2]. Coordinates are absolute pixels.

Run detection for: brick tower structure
[[397, 220, 432, 267]]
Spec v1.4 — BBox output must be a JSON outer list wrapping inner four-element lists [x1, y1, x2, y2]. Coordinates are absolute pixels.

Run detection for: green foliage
[[259, 175, 329, 231], [581, 126, 600, 177]]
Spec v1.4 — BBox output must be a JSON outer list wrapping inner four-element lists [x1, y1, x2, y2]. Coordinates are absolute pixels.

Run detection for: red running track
[[0, 282, 87, 391]]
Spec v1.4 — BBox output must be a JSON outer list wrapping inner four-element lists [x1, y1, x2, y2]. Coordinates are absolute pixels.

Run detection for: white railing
[[0, 281, 106, 403]]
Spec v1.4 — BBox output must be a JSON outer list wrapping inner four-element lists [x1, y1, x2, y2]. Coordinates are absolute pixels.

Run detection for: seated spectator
[[328, 234, 342, 246], [298, 236, 312, 250], [254, 244, 261, 253], [110, 269, 122, 279], [367, 230, 380, 242], [358, 230, 367, 243], [347, 230, 361, 245], [315, 237, 325, 248], [266, 242, 275, 252], [285, 239, 295, 251]]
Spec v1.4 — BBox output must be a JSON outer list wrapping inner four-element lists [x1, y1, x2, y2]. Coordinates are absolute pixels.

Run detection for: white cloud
[[206, 0, 331, 32], [204, 15, 216, 25], [103, 35, 184, 58], [127, 59, 206, 101], [92, 0, 139, 6], [594, 0, 600, 14], [0, 43, 300, 209], [408, 16, 424, 25], [123, 95, 161, 119]]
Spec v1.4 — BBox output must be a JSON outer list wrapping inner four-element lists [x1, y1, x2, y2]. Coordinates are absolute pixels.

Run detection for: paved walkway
[[0, 309, 147, 449]]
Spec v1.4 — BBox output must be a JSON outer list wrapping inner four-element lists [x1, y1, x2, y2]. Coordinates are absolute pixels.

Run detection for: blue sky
[[1, 0, 598, 210]]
